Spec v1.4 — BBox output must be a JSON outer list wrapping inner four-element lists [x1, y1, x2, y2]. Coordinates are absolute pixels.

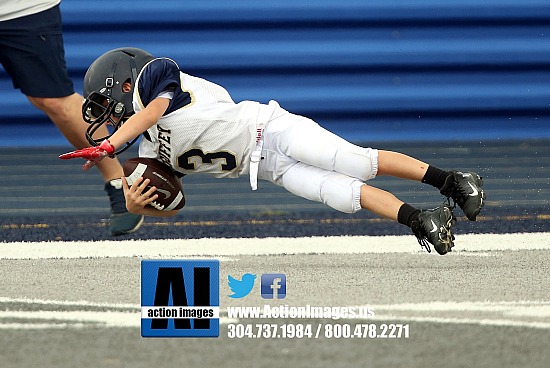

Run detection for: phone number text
[[227, 323, 410, 339]]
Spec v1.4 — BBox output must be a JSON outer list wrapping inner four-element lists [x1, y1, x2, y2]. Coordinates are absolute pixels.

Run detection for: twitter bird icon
[[228, 273, 256, 298]]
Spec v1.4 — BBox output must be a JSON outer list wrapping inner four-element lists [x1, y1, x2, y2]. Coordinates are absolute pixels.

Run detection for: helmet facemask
[[83, 91, 138, 154]]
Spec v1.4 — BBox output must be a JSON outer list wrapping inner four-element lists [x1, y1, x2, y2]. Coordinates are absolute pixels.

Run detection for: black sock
[[397, 203, 421, 228], [421, 165, 450, 190]]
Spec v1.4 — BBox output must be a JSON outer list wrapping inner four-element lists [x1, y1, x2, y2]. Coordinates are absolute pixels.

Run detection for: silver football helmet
[[82, 47, 154, 154]]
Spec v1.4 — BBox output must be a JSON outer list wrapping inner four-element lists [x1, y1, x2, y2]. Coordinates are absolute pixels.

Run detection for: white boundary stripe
[[0, 311, 236, 330], [0, 233, 549, 259], [0, 310, 139, 328], [0, 297, 235, 330], [1, 298, 549, 330], [367, 301, 550, 330], [368, 300, 550, 313], [0, 323, 88, 330], [372, 315, 550, 330], [0, 297, 138, 309]]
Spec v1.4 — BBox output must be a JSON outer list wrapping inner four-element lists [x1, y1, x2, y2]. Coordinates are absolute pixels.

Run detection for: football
[[123, 157, 185, 211]]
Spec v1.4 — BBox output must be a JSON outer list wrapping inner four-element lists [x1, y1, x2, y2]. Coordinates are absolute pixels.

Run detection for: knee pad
[[333, 147, 379, 181], [319, 175, 363, 214]]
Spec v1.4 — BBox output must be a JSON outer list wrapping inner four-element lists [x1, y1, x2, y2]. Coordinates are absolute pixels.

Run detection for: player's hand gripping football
[[122, 176, 159, 214], [59, 140, 116, 171]]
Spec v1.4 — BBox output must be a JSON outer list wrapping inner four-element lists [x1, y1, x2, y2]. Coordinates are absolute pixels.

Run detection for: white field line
[[0, 233, 549, 260], [371, 316, 550, 330], [0, 297, 237, 329], [367, 300, 550, 330], [1, 298, 549, 330], [0, 310, 238, 330], [0, 296, 138, 309]]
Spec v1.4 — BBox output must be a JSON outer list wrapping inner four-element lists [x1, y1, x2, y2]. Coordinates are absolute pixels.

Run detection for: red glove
[[59, 140, 116, 171]]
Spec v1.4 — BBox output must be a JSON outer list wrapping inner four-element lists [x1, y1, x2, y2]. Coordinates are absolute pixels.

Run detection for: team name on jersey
[[157, 125, 172, 167]]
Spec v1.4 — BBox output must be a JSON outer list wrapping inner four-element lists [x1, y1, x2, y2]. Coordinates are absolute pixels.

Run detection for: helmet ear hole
[[122, 78, 132, 93]]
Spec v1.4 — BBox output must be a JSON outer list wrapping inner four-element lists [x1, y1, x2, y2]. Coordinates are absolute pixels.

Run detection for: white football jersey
[[134, 58, 274, 178], [131, 58, 378, 214]]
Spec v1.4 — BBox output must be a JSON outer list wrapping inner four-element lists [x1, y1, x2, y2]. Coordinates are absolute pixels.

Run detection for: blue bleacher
[[1, 0, 549, 146]]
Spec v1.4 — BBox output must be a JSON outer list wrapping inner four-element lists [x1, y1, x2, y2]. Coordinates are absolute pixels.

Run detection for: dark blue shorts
[[0, 5, 74, 98]]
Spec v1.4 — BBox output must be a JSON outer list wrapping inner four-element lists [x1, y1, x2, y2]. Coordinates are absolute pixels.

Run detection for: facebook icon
[[261, 274, 286, 299]]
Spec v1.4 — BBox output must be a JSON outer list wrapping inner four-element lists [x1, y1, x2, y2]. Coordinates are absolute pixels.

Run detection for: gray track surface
[[1, 251, 549, 368]]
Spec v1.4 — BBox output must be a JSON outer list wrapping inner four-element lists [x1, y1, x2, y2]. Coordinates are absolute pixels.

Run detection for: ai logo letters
[[141, 260, 220, 337], [261, 273, 286, 299]]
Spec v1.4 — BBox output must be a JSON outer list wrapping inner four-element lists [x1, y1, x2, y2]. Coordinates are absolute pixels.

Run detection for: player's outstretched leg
[[440, 171, 485, 221], [105, 179, 144, 236], [410, 204, 456, 255]]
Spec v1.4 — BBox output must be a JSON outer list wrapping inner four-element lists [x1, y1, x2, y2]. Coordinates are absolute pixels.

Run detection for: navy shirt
[[136, 58, 192, 115]]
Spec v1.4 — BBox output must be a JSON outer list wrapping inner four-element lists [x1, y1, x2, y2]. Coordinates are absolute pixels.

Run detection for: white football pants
[[257, 106, 378, 213]]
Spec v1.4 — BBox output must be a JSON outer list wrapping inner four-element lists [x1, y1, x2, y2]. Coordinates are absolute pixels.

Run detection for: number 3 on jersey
[[177, 148, 237, 171]]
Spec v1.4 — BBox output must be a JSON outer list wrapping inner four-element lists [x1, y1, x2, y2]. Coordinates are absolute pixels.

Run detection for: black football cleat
[[411, 204, 456, 255], [105, 179, 144, 236], [440, 170, 485, 221]]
